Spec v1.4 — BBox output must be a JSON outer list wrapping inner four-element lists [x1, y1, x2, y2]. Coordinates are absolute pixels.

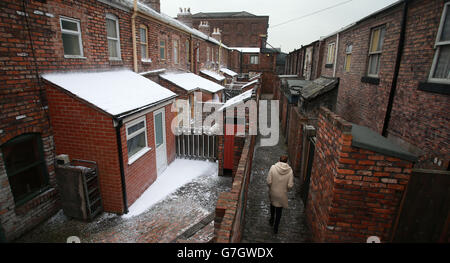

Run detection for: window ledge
[[361, 76, 380, 85], [418, 82, 450, 95], [64, 55, 87, 59], [128, 147, 152, 165], [325, 63, 334, 68], [141, 58, 152, 63]]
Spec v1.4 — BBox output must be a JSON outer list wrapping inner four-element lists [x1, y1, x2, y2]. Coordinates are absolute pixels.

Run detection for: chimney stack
[[198, 21, 210, 36], [211, 27, 221, 42], [176, 7, 193, 28], [140, 0, 160, 13]]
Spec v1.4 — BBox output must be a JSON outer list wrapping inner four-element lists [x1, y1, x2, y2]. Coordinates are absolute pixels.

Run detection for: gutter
[[114, 118, 128, 214], [131, 0, 138, 72], [382, 0, 408, 137]]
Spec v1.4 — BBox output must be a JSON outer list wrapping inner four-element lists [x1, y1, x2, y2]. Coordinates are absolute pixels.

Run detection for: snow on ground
[[122, 159, 218, 219]]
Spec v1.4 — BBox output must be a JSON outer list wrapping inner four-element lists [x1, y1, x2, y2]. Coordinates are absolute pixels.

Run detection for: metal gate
[[392, 169, 450, 242], [175, 127, 217, 161]]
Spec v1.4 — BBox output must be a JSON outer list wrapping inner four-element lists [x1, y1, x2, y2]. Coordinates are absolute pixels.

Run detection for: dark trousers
[[270, 205, 283, 233]]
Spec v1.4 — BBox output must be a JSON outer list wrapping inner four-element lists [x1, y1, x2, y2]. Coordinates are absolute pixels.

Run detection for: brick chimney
[[198, 21, 210, 36], [140, 0, 160, 13], [211, 28, 221, 42], [177, 7, 193, 28]]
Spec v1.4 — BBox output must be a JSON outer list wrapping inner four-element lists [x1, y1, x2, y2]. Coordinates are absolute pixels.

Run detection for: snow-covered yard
[[123, 159, 218, 218]]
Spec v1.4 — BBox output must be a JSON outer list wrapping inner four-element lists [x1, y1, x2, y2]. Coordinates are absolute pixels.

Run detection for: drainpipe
[[333, 32, 339, 78], [131, 0, 138, 72], [115, 119, 128, 214], [382, 0, 408, 137]]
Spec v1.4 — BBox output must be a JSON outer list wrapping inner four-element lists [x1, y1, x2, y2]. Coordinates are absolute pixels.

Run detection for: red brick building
[[189, 11, 269, 48], [0, 0, 235, 241]]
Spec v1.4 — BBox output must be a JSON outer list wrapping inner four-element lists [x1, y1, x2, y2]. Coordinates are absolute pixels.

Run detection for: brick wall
[[45, 83, 124, 213], [286, 107, 308, 174], [214, 135, 256, 243], [306, 107, 414, 242], [192, 17, 268, 47]]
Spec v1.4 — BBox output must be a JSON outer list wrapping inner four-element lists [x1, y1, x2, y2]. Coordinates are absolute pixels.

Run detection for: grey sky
[[161, 0, 399, 53]]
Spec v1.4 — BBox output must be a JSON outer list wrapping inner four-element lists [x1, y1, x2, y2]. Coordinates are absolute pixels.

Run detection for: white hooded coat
[[267, 162, 294, 208]]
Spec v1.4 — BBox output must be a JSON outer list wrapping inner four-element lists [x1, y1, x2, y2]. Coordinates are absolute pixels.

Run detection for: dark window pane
[[106, 18, 117, 38], [2, 135, 40, 173], [62, 33, 81, 56], [127, 132, 146, 157], [433, 45, 450, 79], [61, 20, 78, 31], [108, 39, 118, 58], [8, 164, 46, 203], [440, 9, 450, 42], [128, 121, 145, 135]]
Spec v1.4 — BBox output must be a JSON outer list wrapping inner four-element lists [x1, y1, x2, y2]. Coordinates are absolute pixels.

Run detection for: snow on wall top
[[200, 69, 225, 81], [230, 47, 260, 53], [42, 70, 176, 117], [218, 88, 254, 111], [220, 68, 238, 77], [160, 72, 225, 93], [241, 79, 259, 90]]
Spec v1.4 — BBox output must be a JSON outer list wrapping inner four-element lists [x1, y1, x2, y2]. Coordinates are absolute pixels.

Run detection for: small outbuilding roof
[[220, 68, 238, 77], [351, 124, 418, 162], [300, 77, 339, 100], [230, 47, 260, 53], [42, 70, 176, 118], [159, 72, 224, 93], [200, 69, 226, 82], [218, 88, 254, 112]]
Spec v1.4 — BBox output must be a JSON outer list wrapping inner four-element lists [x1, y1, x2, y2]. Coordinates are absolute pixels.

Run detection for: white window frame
[[60, 16, 84, 58], [106, 14, 121, 61], [196, 47, 200, 62], [326, 42, 336, 64], [429, 2, 450, 84], [207, 46, 210, 62], [250, 55, 259, 65], [125, 116, 150, 165], [367, 25, 386, 78], [140, 25, 148, 61]]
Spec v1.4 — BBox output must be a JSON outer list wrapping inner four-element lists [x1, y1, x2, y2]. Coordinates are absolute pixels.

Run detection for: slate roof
[[300, 77, 339, 100]]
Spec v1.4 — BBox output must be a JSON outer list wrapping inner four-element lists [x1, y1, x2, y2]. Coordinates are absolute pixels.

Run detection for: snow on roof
[[218, 89, 254, 111], [42, 70, 176, 117], [230, 47, 260, 53], [241, 79, 259, 90], [220, 68, 238, 77], [118, 0, 229, 49], [160, 72, 224, 93], [200, 69, 225, 82]]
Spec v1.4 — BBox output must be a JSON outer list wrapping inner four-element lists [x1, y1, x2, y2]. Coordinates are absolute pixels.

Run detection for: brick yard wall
[[214, 135, 256, 243], [287, 107, 308, 174], [306, 107, 414, 242]]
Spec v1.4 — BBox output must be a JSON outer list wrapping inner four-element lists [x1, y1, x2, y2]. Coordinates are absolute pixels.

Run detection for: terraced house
[[0, 0, 264, 242]]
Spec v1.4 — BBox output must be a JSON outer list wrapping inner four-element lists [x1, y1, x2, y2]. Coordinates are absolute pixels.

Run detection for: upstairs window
[[140, 26, 148, 60], [368, 25, 386, 77], [159, 39, 166, 60], [326, 42, 336, 65], [106, 14, 121, 60], [207, 46, 210, 62], [186, 40, 190, 63], [196, 47, 200, 62], [1, 133, 49, 205], [429, 3, 450, 83], [60, 17, 83, 57], [173, 40, 179, 64], [250, 55, 259, 65], [344, 44, 353, 72]]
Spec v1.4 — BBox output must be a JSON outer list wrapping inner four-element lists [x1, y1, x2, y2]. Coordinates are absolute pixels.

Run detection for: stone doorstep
[[170, 212, 215, 243]]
